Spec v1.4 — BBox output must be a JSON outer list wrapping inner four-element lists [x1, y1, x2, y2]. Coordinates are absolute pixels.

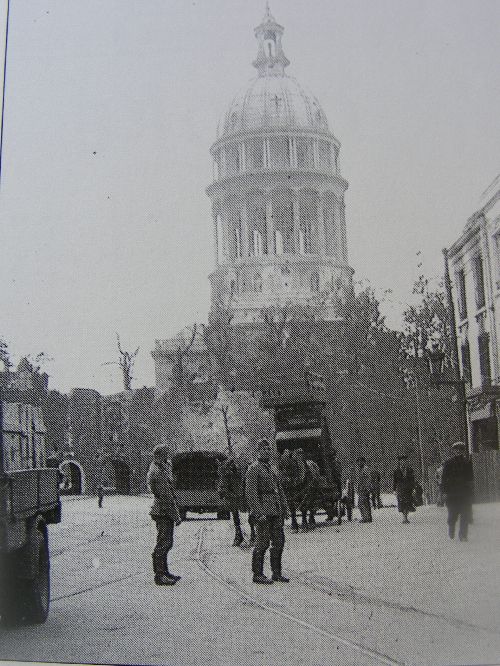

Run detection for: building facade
[[207, 6, 353, 324], [447, 176, 500, 452]]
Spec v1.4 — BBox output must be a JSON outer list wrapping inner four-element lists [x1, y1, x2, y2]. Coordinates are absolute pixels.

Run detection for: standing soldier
[[441, 442, 474, 541], [217, 451, 256, 546], [393, 455, 415, 524], [147, 445, 182, 586], [356, 457, 373, 523], [245, 439, 290, 585], [341, 468, 356, 522]]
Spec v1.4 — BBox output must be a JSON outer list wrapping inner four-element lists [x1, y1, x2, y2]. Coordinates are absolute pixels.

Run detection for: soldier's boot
[[448, 524, 455, 540], [233, 527, 244, 547], [300, 514, 309, 531], [270, 551, 289, 583], [152, 554, 176, 586], [248, 523, 256, 545], [165, 554, 181, 582], [290, 515, 299, 533], [252, 550, 273, 585]]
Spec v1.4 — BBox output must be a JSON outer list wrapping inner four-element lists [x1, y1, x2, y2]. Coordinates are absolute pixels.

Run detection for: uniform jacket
[[245, 460, 289, 519], [357, 465, 372, 495], [217, 459, 246, 512], [442, 456, 474, 499], [147, 461, 181, 521]]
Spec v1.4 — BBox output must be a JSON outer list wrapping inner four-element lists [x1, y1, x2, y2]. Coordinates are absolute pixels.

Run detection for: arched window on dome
[[246, 139, 264, 170], [254, 273, 263, 293], [247, 192, 267, 256], [275, 229, 284, 256], [299, 190, 318, 254], [264, 30, 276, 58], [272, 190, 294, 253], [216, 215, 224, 264], [225, 144, 240, 176], [270, 137, 291, 167], [311, 272, 320, 293], [296, 138, 314, 169]]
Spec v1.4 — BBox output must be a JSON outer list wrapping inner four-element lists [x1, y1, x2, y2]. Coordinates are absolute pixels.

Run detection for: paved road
[[1, 495, 500, 666]]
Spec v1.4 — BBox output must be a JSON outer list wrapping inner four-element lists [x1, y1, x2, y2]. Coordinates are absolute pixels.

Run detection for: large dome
[[217, 75, 329, 139]]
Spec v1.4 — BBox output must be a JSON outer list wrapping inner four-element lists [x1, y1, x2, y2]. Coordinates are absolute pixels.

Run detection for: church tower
[[207, 5, 353, 324]]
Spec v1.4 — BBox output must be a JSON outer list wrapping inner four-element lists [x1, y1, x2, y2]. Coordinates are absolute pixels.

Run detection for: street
[[1, 495, 500, 666]]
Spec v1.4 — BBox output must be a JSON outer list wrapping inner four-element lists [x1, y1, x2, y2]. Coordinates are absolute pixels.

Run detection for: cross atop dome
[[252, 4, 290, 77]]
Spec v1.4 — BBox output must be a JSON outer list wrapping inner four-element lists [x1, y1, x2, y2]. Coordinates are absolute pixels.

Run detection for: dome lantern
[[252, 3, 290, 78]]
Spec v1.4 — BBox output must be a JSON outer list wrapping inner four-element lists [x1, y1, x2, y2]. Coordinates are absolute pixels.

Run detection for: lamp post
[[427, 343, 469, 453]]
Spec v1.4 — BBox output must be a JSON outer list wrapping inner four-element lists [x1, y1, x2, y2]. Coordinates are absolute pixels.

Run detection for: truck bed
[[0, 468, 61, 521]]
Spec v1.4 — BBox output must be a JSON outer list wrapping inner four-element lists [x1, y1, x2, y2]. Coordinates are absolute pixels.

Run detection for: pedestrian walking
[[441, 441, 474, 542], [97, 484, 104, 509], [356, 457, 373, 523], [341, 467, 355, 521], [370, 468, 382, 509], [217, 451, 256, 546], [393, 455, 415, 523], [245, 439, 290, 585], [147, 445, 182, 586]]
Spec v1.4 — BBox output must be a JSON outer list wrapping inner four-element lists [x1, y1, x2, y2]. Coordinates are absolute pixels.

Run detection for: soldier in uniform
[[245, 439, 290, 585], [147, 445, 182, 586], [217, 451, 256, 546], [442, 441, 474, 541], [356, 456, 373, 523]]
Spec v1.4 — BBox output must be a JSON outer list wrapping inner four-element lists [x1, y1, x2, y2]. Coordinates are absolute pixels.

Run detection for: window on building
[[299, 191, 317, 254], [272, 191, 294, 253], [246, 139, 264, 170], [456, 269, 467, 320], [296, 138, 314, 169], [473, 255, 486, 309], [461, 339, 472, 384], [270, 137, 291, 168], [478, 332, 492, 386], [318, 141, 332, 171]]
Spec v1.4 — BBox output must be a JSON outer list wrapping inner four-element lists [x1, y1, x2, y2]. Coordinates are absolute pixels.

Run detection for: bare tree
[[103, 334, 139, 391]]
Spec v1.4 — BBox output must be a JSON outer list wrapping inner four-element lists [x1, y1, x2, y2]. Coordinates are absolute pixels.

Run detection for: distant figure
[[370, 469, 382, 509], [245, 439, 290, 585], [356, 457, 372, 523], [97, 484, 104, 509], [327, 449, 342, 520], [341, 467, 356, 521], [435, 464, 444, 507], [147, 445, 182, 586], [441, 442, 474, 542], [217, 451, 256, 546], [393, 455, 415, 523], [278, 449, 303, 533], [302, 458, 321, 528]]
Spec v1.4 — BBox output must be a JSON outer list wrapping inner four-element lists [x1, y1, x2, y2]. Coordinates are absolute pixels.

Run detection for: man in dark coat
[[217, 452, 255, 546], [245, 439, 290, 585], [147, 445, 182, 585], [356, 457, 373, 523], [393, 455, 415, 523], [442, 441, 474, 541]]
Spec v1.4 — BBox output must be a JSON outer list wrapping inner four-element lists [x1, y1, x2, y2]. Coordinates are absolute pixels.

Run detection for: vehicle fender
[[16, 516, 47, 580]]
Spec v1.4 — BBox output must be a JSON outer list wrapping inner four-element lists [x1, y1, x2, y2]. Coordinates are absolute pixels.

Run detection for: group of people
[[146, 438, 474, 586]]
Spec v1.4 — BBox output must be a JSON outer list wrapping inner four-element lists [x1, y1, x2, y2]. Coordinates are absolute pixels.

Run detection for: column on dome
[[265, 196, 274, 255], [247, 190, 267, 257], [272, 188, 294, 254]]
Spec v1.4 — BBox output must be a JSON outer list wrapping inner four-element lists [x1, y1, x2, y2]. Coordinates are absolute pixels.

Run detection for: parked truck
[[0, 391, 61, 625]]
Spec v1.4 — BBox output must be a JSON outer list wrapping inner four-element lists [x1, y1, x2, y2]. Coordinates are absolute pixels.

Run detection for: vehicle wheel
[[216, 511, 230, 520], [23, 526, 50, 624], [179, 509, 187, 521]]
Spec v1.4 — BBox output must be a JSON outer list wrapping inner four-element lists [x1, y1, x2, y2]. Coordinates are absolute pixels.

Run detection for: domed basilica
[[207, 5, 353, 324]]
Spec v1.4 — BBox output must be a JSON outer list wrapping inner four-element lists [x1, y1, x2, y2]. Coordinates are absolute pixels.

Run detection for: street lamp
[[426, 342, 469, 453]]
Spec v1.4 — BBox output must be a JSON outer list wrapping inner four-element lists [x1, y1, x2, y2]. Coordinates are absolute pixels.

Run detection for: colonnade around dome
[[212, 133, 339, 181], [212, 186, 348, 267]]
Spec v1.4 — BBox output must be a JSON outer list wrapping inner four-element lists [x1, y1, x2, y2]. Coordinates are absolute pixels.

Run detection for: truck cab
[[0, 391, 61, 625]]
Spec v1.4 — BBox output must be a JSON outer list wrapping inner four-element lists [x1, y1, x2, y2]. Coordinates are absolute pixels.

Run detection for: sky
[[0, 0, 499, 394]]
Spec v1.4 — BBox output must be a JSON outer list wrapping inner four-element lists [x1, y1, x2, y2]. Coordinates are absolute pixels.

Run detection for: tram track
[[195, 525, 404, 666]]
